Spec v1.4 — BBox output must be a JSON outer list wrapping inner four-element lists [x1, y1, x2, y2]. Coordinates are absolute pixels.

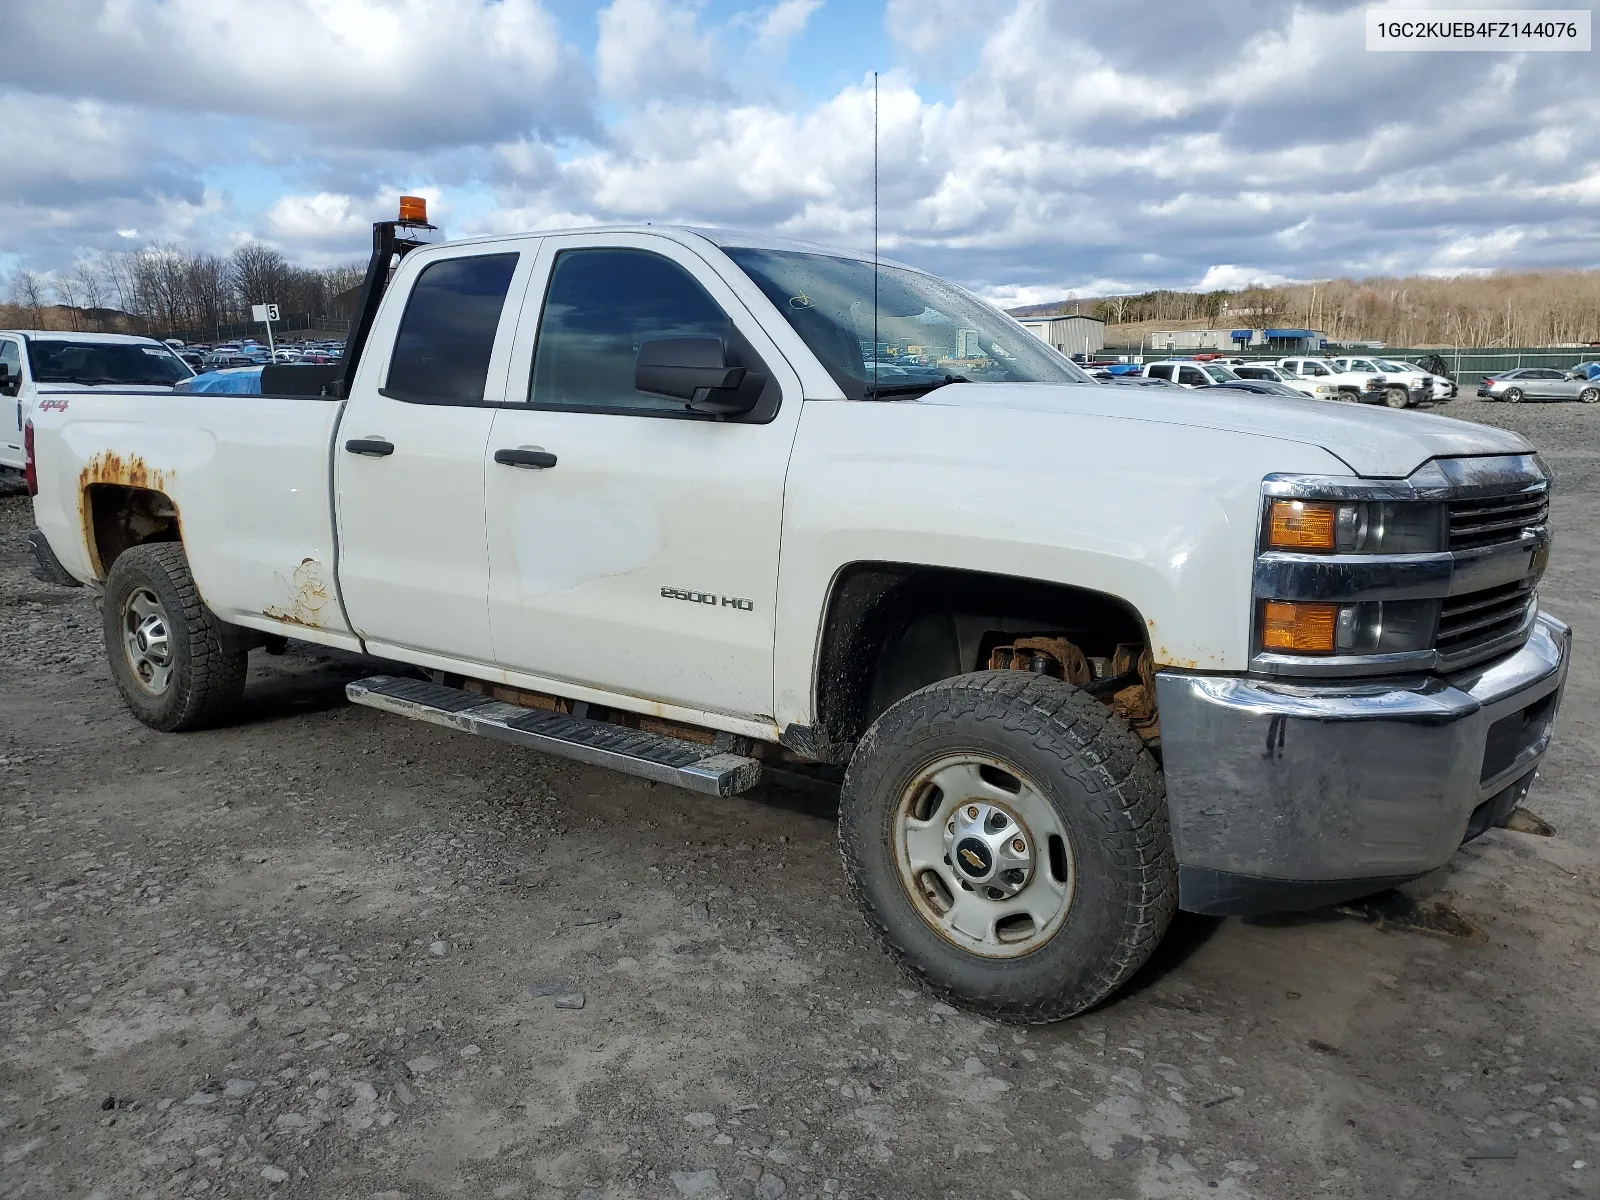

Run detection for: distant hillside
[[0, 303, 137, 333], [1008, 269, 1600, 348]]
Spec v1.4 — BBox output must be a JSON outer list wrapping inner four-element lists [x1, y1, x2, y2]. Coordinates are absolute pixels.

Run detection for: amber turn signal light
[[398, 195, 429, 224], [1261, 600, 1338, 653], [1267, 499, 1336, 550]]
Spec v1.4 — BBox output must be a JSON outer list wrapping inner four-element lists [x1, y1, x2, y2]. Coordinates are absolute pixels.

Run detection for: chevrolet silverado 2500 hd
[[25, 202, 1570, 1022]]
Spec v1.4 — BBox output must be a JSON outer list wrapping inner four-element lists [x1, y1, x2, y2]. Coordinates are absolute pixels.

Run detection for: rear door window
[[1146, 364, 1174, 381], [385, 253, 520, 404]]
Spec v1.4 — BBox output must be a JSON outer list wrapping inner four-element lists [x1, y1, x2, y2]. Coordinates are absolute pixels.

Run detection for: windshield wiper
[[863, 373, 970, 399]]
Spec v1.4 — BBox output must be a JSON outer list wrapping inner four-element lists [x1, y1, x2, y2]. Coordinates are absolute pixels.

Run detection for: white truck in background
[[0, 331, 193, 478], [1275, 356, 1424, 407], [23, 201, 1570, 1022], [1329, 354, 1458, 401]]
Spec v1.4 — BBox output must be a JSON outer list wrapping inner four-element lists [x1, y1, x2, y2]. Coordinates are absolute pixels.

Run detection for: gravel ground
[[2, 396, 1599, 1200]]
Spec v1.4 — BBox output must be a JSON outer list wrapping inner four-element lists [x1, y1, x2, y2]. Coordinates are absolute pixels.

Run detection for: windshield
[[724, 248, 1092, 398], [1378, 360, 1415, 372], [27, 339, 193, 386]]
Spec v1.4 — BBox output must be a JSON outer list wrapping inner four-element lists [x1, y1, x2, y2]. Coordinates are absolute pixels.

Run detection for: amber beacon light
[[398, 195, 429, 224]]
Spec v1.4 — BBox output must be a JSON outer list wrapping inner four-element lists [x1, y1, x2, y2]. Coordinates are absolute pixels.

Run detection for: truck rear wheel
[[838, 671, 1176, 1023], [103, 543, 248, 732]]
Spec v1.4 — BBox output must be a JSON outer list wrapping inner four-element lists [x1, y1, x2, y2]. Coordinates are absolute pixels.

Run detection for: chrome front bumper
[[1156, 612, 1570, 914]]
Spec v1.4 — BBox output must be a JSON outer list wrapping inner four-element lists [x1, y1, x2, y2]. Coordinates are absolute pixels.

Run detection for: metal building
[[1149, 327, 1329, 353], [1016, 314, 1105, 358]]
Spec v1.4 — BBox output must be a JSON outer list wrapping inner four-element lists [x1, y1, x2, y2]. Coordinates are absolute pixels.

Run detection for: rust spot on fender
[[80, 450, 171, 493], [77, 452, 178, 578], [1153, 647, 1200, 670], [263, 558, 331, 629]]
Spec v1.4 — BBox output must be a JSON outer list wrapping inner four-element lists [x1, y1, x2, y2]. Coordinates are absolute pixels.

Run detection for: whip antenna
[[872, 70, 879, 396]]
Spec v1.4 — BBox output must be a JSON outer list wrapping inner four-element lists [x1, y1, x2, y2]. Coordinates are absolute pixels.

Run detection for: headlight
[[1265, 499, 1445, 554], [1313, 385, 1338, 393], [1260, 599, 1437, 655]]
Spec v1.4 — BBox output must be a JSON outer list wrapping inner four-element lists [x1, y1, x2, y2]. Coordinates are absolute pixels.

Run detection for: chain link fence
[[160, 313, 352, 345]]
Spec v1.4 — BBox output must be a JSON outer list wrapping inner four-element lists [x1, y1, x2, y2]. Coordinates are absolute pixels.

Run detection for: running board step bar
[[345, 675, 763, 797]]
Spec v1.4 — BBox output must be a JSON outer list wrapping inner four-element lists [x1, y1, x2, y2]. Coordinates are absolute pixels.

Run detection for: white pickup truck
[[24, 203, 1570, 1022], [1, 330, 194, 477]]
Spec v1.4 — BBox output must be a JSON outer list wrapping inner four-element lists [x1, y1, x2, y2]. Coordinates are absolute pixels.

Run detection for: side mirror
[[635, 337, 753, 415]]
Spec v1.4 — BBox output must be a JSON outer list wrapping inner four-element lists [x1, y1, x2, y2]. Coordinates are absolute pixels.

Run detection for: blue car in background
[[1573, 361, 1600, 381]]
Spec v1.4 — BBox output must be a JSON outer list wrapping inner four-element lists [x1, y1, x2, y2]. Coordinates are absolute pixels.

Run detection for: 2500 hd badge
[[660, 587, 754, 611]]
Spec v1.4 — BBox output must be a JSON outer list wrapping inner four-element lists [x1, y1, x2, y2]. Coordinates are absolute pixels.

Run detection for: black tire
[[838, 671, 1176, 1023], [1580, 387, 1599, 405], [1503, 387, 1524, 404], [1384, 387, 1410, 409], [102, 542, 248, 732]]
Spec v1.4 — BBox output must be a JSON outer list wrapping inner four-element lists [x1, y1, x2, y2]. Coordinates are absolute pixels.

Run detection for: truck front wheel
[[838, 672, 1176, 1022], [103, 543, 248, 732]]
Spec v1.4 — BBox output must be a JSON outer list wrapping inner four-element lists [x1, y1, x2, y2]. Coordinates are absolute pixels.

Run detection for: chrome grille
[[1437, 579, 1536, 660], [1448, 490, 1548, 550]]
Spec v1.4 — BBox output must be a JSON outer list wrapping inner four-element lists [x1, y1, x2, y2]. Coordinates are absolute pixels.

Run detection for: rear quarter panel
[[772, 398, 1350, 729], [31, 393, 355, 643]]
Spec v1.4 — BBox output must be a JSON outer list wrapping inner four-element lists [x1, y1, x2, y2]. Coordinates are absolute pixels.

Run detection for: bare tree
[[73, 259, 108, 316], [7, 269, 50, 322], [230, 242, 293, 316], [53, 273, 84, 330]]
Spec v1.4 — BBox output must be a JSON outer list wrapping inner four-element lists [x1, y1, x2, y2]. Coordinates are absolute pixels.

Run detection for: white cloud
[[5, 0, 1600, 297], [1197, 265, 1296, 290], [3, 0, 589, 148], [748, 0, 822, 51], [884, 0, 973, 56], [597, 0, 722, 104]]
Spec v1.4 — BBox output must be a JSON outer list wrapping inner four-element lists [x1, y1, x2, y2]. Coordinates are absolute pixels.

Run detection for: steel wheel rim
[[122, 586, 174, 696], [892, 753, 1075, 959]]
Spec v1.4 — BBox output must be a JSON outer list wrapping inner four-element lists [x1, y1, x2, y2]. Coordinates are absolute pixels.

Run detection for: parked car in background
[[1088, 370, 1181, 387], [1384, 362, 1457, 401], [1570, 361, 1600, 381], [1142, 360, 1241, 388], [204, 347, 270, 370], [1276, 358, 1415, 407], [1233, 364, 1297, 384], [0, 330, 194, 477], [1329, 356, 1455, 402], [1477, 368, 1600, 404], [1201, 380, 1316, 400]]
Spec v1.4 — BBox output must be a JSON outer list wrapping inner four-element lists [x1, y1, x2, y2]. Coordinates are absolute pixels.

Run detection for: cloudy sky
[[3, 0, 1597, 304]]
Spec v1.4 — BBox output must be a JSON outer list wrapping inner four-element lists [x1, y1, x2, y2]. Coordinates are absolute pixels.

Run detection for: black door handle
[[345, 438, 395, 457], [494, 447, 557, 469]]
